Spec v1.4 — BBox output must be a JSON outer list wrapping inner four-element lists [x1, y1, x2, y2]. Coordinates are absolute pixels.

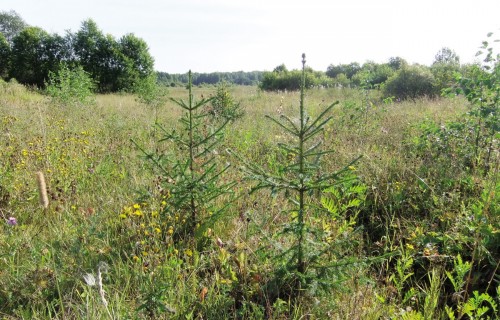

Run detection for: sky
[[2, 0, 500, 73]]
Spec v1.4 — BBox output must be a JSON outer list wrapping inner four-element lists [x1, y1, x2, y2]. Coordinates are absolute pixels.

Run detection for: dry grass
[[1, 82, 492, 319]]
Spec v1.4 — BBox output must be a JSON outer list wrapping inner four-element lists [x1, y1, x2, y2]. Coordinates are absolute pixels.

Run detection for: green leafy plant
[[45, 64, 96, 107], [259, 64, 331, 91], [449, 32, 499, 173], [383, 64, 436, 100], [389, 248, 416, 305], [207, 81, 244, 122], [134, 73, 168, 136], [446, 254, 472, 296], [446, 286, 499, 320]]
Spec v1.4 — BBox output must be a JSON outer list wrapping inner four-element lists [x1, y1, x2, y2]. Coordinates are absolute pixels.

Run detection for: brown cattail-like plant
[[36, 171, 49, 209]]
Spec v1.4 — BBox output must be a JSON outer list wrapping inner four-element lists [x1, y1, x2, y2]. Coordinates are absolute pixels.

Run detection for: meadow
[[0, 79, 498, 319]]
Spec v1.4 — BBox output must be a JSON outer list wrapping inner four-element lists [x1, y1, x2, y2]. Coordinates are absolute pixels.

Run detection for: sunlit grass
[[1, 81, 494, 319]]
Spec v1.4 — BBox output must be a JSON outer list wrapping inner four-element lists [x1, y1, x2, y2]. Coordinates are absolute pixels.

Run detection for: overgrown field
[[0, 80, 498, 319]]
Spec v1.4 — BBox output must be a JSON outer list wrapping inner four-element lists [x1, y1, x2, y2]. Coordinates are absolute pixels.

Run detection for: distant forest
[[1, 9, 474, 99], [157, 71, 265, 86]]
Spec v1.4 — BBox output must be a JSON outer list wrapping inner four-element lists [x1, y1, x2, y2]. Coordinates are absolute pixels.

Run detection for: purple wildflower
[[7, 217, 17, 226]]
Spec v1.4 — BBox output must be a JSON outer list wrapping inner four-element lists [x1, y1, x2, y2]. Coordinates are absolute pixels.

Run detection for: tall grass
[[0, 78, 497, 319]]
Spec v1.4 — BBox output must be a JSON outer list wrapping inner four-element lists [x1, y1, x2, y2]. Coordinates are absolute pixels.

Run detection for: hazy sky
[[3, 0, 500, 73]]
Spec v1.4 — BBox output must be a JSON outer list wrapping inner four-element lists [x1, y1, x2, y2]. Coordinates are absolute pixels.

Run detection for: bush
[[383, 64, 436, 100], [208, 81, 243, 122], [45, 64, 96, 107], [259, 66, 331, 91]]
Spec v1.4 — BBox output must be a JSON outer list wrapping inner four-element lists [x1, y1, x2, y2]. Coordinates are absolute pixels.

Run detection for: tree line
[[157, 70, 264, 86], [0, 10, 154, 93], [0, 10, 485, 100], [259, 48, 479, 101]]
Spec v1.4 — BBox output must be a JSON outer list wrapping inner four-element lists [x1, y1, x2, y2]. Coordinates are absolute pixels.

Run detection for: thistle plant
[[135, 71, 235, 240], [233, 54, 361, 295]]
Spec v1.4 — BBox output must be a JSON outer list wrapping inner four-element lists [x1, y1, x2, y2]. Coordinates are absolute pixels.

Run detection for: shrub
[[45, 64, 96, 107], [383, 64, 436, 100], [134, 73, 168, 129], [259, 66, 330, 91], [208, 81, 244, 122], [447, 32, 499, 173]]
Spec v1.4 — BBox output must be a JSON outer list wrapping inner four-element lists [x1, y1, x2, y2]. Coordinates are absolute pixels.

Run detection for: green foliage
[[383, 64, 436, 100], [9, 27, 72, 88], [327, 59, 402, 89], [434, 47, 460, 65], [351, 61, 394, 88], [259, 64, 332, 91], [431, 47, 461, 94], [158, 70, 264, 86], [134, 73, 167, 109], [134, 73, 168, 131], [136, 71, 234, 239], [332, 73, 351, 87], [74, 19, 115, 92], [0, 10, 27, 43], [459, 290, 498, 319], [71, 21, 155, 93], [422, 268, 443, 320], [389, 249, 416, 305], [0, 33, 10, 79], [208, 81, 244, 122], [326, 62, 361, 79], [10, 26, 52, 87], [117, 33, 155, 92], [234, 54, 362, 299], [2, 28, 499, 318], [388, 56, 408, 70], [320, 171, 366, 234], [448, 33, 499, 173], [45, 64, 96, 107], [445, 254, 472, 294], [5, 16, 154, 92]]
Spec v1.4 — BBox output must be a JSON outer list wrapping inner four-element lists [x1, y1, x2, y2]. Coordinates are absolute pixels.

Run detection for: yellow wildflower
[[133, 210, 143, 217]]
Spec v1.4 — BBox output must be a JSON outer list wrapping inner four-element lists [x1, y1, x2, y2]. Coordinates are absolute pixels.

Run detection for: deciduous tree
[[0, 33, 10, 79], [0, 10, 27, 44], [10, 27, 51, 86]]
